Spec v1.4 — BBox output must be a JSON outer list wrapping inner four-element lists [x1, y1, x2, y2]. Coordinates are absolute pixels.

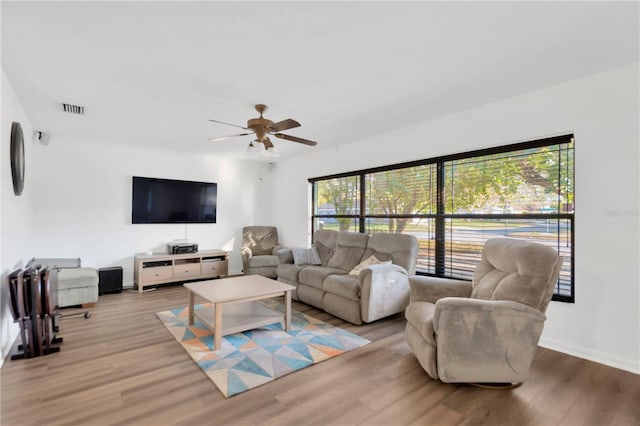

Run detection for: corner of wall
[[0, 69, 35, 366]]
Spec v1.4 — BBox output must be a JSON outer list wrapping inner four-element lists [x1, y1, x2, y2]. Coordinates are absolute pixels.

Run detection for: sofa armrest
[[432, 297, 546, 383], [408, 275, 472, 304], [359, 263, 410, 323], [276, 247, 293, 264]]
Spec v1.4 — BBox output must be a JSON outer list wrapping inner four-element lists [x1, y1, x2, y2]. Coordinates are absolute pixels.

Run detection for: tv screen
[[132, 176, 217, 224]]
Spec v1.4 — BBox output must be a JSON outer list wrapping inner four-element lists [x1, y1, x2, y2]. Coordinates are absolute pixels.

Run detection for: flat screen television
[[131, 176, 217, 224]]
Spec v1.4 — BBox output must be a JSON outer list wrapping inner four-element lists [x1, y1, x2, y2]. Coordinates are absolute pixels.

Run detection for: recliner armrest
[[432, 297, 546, 383], [408, 276, 472, 304], [433, 297, 546, 329]]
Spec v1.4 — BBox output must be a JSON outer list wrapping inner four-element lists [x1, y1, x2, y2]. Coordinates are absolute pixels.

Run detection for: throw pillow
[[292, 246, 322, 266], [349, 255, 392, 276]]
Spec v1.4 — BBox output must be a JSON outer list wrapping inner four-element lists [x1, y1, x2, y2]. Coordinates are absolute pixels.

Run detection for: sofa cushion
[[276, 263, 304, 283], [327, 232, 369, 272], [313, 230, 338, 266], [292, 247, 322, 265], [299, 266, 346, 289], [364, 233, 419, 275], [323, 274, 360, 301], [405, 301, 437, 346]]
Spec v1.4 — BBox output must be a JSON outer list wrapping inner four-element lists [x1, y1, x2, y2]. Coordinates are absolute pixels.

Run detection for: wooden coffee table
[[184, 275, 295, 350]]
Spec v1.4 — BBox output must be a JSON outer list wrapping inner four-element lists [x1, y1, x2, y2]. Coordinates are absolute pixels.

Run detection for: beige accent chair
[[405, 238, 562, 384], [241, 226, 283, 278]]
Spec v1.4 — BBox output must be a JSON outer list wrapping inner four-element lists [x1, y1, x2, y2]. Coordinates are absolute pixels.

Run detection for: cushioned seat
[[277, 264, 304, 283], [58, 268, 99, 308], [299, 266, 346, 289], [323, 274, 360, 301], [247, 255, 279, 269]]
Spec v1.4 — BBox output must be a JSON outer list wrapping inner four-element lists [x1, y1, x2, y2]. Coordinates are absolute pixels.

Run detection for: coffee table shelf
[[192, 301, 284, 337]]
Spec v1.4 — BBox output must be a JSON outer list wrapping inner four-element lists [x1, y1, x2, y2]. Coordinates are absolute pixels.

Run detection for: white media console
[[133, 250, 228, 294]]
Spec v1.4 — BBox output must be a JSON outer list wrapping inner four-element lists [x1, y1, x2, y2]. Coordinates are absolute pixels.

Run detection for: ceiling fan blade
[[269, 118, 301, 132], [263, 137, 274, 149], [208, 133, 252, 142], [208, 119, 249, 130], [274, 133, 318, 146]]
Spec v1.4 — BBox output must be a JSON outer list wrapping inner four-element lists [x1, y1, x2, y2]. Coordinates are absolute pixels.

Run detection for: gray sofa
[[277, 229, 418, 325]]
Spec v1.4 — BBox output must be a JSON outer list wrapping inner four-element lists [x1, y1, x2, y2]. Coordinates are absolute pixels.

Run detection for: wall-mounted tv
[[132, 176, 217, 224]]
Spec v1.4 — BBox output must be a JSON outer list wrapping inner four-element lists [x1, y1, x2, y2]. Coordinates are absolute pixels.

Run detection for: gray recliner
[[241, 226, 283, 278], [405, 238, 562, 384]]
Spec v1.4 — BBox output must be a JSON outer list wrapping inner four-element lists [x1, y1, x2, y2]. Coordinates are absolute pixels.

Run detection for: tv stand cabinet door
[[174, 263, 200, 280], [141, 266, 173, 284], [201, 260, 227, 278]]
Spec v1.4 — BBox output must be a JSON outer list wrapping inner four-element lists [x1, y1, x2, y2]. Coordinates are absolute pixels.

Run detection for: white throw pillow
[[292, 246, 322, 265], [349, 255, 392, 276]]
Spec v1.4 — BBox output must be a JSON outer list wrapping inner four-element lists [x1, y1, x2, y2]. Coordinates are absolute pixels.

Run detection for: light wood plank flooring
[[2, 285, 639, 426]]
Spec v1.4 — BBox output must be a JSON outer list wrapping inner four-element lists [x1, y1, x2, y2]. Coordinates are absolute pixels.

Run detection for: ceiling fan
[[208, 104, 318, 151]]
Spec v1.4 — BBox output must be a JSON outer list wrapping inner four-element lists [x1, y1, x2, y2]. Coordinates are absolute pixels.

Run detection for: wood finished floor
[[2, 285, 639, 426]]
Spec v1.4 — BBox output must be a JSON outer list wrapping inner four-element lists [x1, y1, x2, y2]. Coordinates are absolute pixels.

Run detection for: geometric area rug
[[156, 299, 370, 398]]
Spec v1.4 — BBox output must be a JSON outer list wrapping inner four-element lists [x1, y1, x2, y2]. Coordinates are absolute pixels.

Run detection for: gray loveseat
[[277, 230, 418, 325]]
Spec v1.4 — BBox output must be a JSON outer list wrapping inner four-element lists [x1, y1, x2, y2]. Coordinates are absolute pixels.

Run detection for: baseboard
[[0, 326, 19, 369], [539, 336, 640, 374]]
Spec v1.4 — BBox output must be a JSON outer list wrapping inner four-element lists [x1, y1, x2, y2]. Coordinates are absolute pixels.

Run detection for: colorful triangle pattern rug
[[156, 299, 370, 398]]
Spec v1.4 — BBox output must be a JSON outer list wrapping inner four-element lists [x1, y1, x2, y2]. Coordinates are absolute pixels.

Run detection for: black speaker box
[[99, 266, 123, 295]]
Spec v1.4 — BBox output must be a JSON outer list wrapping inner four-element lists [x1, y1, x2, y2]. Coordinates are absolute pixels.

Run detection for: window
[[311, 134, 575, 302]]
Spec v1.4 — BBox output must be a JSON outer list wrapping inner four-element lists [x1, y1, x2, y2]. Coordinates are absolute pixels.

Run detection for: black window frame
[[310, 134, 575, 303]]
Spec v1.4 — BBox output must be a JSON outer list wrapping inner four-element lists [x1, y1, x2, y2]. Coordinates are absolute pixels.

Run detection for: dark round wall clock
[[10, 121, 25, 196]]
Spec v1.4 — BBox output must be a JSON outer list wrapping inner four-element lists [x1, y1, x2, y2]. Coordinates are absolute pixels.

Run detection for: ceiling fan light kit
[[246, 141, 257, 157], [245, 139, 279, 158], [209, 104, 318, 157], [265, 145, 278, 158]]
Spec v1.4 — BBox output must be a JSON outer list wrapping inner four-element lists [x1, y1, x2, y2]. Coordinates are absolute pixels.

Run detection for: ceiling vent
[[62, 103, 85, 115]]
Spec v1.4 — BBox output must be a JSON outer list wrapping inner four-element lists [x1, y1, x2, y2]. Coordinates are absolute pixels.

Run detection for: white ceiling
[[2, 1, 638, 161]]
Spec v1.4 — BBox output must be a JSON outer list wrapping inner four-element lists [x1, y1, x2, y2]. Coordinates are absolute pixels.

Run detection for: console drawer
[[141, 266, 173, 283], [201, 261, 227, 277], [174, 263, 201, 279]]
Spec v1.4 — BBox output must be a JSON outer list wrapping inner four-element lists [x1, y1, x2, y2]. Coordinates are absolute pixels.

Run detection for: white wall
[[1, 71, 37, 364], [272, 63, 640, 374], [30, 138, 274, 283], [1, 68, 277, 363]]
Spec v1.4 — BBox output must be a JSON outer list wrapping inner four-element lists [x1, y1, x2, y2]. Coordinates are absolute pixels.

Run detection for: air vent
[[62, 103, 85, 115]]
